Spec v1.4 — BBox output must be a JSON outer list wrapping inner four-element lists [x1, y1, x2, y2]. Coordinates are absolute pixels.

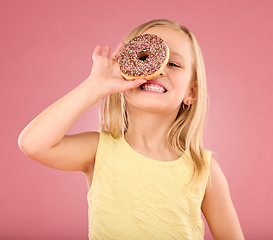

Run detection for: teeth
[[141, 83, 166, 93]]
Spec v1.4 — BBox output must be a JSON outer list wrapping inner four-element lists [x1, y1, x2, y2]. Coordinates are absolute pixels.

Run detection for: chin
[[125, 90, 181, 113], [126, 100, 172, 114]]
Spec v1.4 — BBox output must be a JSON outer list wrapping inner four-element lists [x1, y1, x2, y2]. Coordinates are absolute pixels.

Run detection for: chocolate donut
[[118, 34, 169, 80]]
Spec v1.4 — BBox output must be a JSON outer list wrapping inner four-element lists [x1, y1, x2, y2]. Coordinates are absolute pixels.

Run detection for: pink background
[[1, 0, 272, 239]]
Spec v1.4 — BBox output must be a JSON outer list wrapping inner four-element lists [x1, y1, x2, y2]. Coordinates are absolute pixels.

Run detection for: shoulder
[[102, 131, 125, 143], [97, 131, 117, 144], [203, 149, 213, 168], [201, 157, 245, 239], [87, 131, 113, 145], [95, 131, 120, 153], [203, 157, 230, 205], [206, 157, 228, 190]]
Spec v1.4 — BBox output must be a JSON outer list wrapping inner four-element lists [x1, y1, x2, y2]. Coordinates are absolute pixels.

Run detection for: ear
[[183, 82, 198, 105]]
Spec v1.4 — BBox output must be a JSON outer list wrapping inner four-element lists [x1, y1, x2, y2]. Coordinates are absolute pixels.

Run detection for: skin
[[18, 26, 244, 239], [124, 27, 197, 162]]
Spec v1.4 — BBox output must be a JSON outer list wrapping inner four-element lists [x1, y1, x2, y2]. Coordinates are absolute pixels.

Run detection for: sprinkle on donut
[[118, 34, 169, 80]]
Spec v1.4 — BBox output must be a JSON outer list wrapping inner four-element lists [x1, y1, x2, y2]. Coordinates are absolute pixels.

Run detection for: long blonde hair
[[100, 19, 212, 187]]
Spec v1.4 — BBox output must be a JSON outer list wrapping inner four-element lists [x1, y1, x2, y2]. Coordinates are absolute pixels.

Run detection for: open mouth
[[140, 83, 167, 93]]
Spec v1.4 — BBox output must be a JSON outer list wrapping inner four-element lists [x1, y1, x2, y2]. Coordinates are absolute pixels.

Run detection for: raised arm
[[201, 158, 245, 240], [18, 43, 146, 173]]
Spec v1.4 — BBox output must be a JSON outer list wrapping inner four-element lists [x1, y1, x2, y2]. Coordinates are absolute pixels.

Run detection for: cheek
[[172, 81, 190, 107], [173, 72, 192, 93], [124, 88, 135, 98], [124, 89, 138, 106], [174, 80, 188, 97]]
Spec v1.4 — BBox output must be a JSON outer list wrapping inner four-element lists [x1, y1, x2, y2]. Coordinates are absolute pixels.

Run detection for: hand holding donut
[[87, 42, 147, 97]]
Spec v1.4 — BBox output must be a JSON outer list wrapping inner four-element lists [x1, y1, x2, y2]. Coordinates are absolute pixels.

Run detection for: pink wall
[[1, 0, 272, 239]]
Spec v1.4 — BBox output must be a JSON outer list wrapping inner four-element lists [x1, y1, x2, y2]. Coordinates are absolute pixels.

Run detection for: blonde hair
[[100, 19, 212, 187]]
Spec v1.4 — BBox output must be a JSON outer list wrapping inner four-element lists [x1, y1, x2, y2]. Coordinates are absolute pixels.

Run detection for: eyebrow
[[170, 51, 184, 60], [169, 51, 186, 67]]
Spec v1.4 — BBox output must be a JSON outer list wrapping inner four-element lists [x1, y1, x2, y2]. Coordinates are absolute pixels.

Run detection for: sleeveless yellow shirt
[[87, 131, 212, 240]]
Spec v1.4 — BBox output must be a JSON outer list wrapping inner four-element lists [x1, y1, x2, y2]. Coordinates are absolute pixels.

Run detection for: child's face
[[125, 26, 195, 114]]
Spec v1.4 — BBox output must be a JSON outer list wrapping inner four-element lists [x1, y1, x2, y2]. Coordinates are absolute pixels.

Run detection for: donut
[[118, 34, 169, 80]]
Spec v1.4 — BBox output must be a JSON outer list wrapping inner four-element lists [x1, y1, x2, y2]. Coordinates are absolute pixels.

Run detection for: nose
[[160, 68, 166, 76]]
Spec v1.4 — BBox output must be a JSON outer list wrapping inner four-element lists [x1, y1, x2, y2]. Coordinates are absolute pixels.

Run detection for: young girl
[[18, 19, 244, 240]]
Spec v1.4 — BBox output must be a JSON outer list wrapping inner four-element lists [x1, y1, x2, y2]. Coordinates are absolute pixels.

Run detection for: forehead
[[143, 26, 193, 63]]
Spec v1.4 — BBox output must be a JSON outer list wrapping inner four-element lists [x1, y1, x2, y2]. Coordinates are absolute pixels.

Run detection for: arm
[[18, 43, 146, 173], [201, 158, 245, 240]]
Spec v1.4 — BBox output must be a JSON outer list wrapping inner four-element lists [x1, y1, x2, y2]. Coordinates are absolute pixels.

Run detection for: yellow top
[[87, 131, 212, 240]]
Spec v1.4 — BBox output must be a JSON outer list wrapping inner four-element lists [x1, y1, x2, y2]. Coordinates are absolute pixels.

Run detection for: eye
[[167, 62, 180, 68]]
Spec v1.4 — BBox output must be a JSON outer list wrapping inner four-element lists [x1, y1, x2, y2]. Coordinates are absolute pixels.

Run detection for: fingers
[[92, 42, 124, 62], [102, 46, 111, 57], [111, 42, 125, 60], [92, 45, 111, 60], [124, 78, 147, 90], [92, 45, 101, 60]]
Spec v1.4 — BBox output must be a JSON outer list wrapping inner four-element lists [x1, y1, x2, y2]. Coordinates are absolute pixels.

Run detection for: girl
[[18, 19, 244, 240]]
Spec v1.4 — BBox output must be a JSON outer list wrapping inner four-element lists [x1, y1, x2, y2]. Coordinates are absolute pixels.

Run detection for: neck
[[125, 105, 179, 149]]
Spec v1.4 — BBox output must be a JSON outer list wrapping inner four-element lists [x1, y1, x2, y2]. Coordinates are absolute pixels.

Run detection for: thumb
[[125, 78, 147, 89]]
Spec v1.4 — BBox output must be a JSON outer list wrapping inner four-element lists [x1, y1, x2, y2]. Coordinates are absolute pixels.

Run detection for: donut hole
[[138, 51, 149, 61]]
